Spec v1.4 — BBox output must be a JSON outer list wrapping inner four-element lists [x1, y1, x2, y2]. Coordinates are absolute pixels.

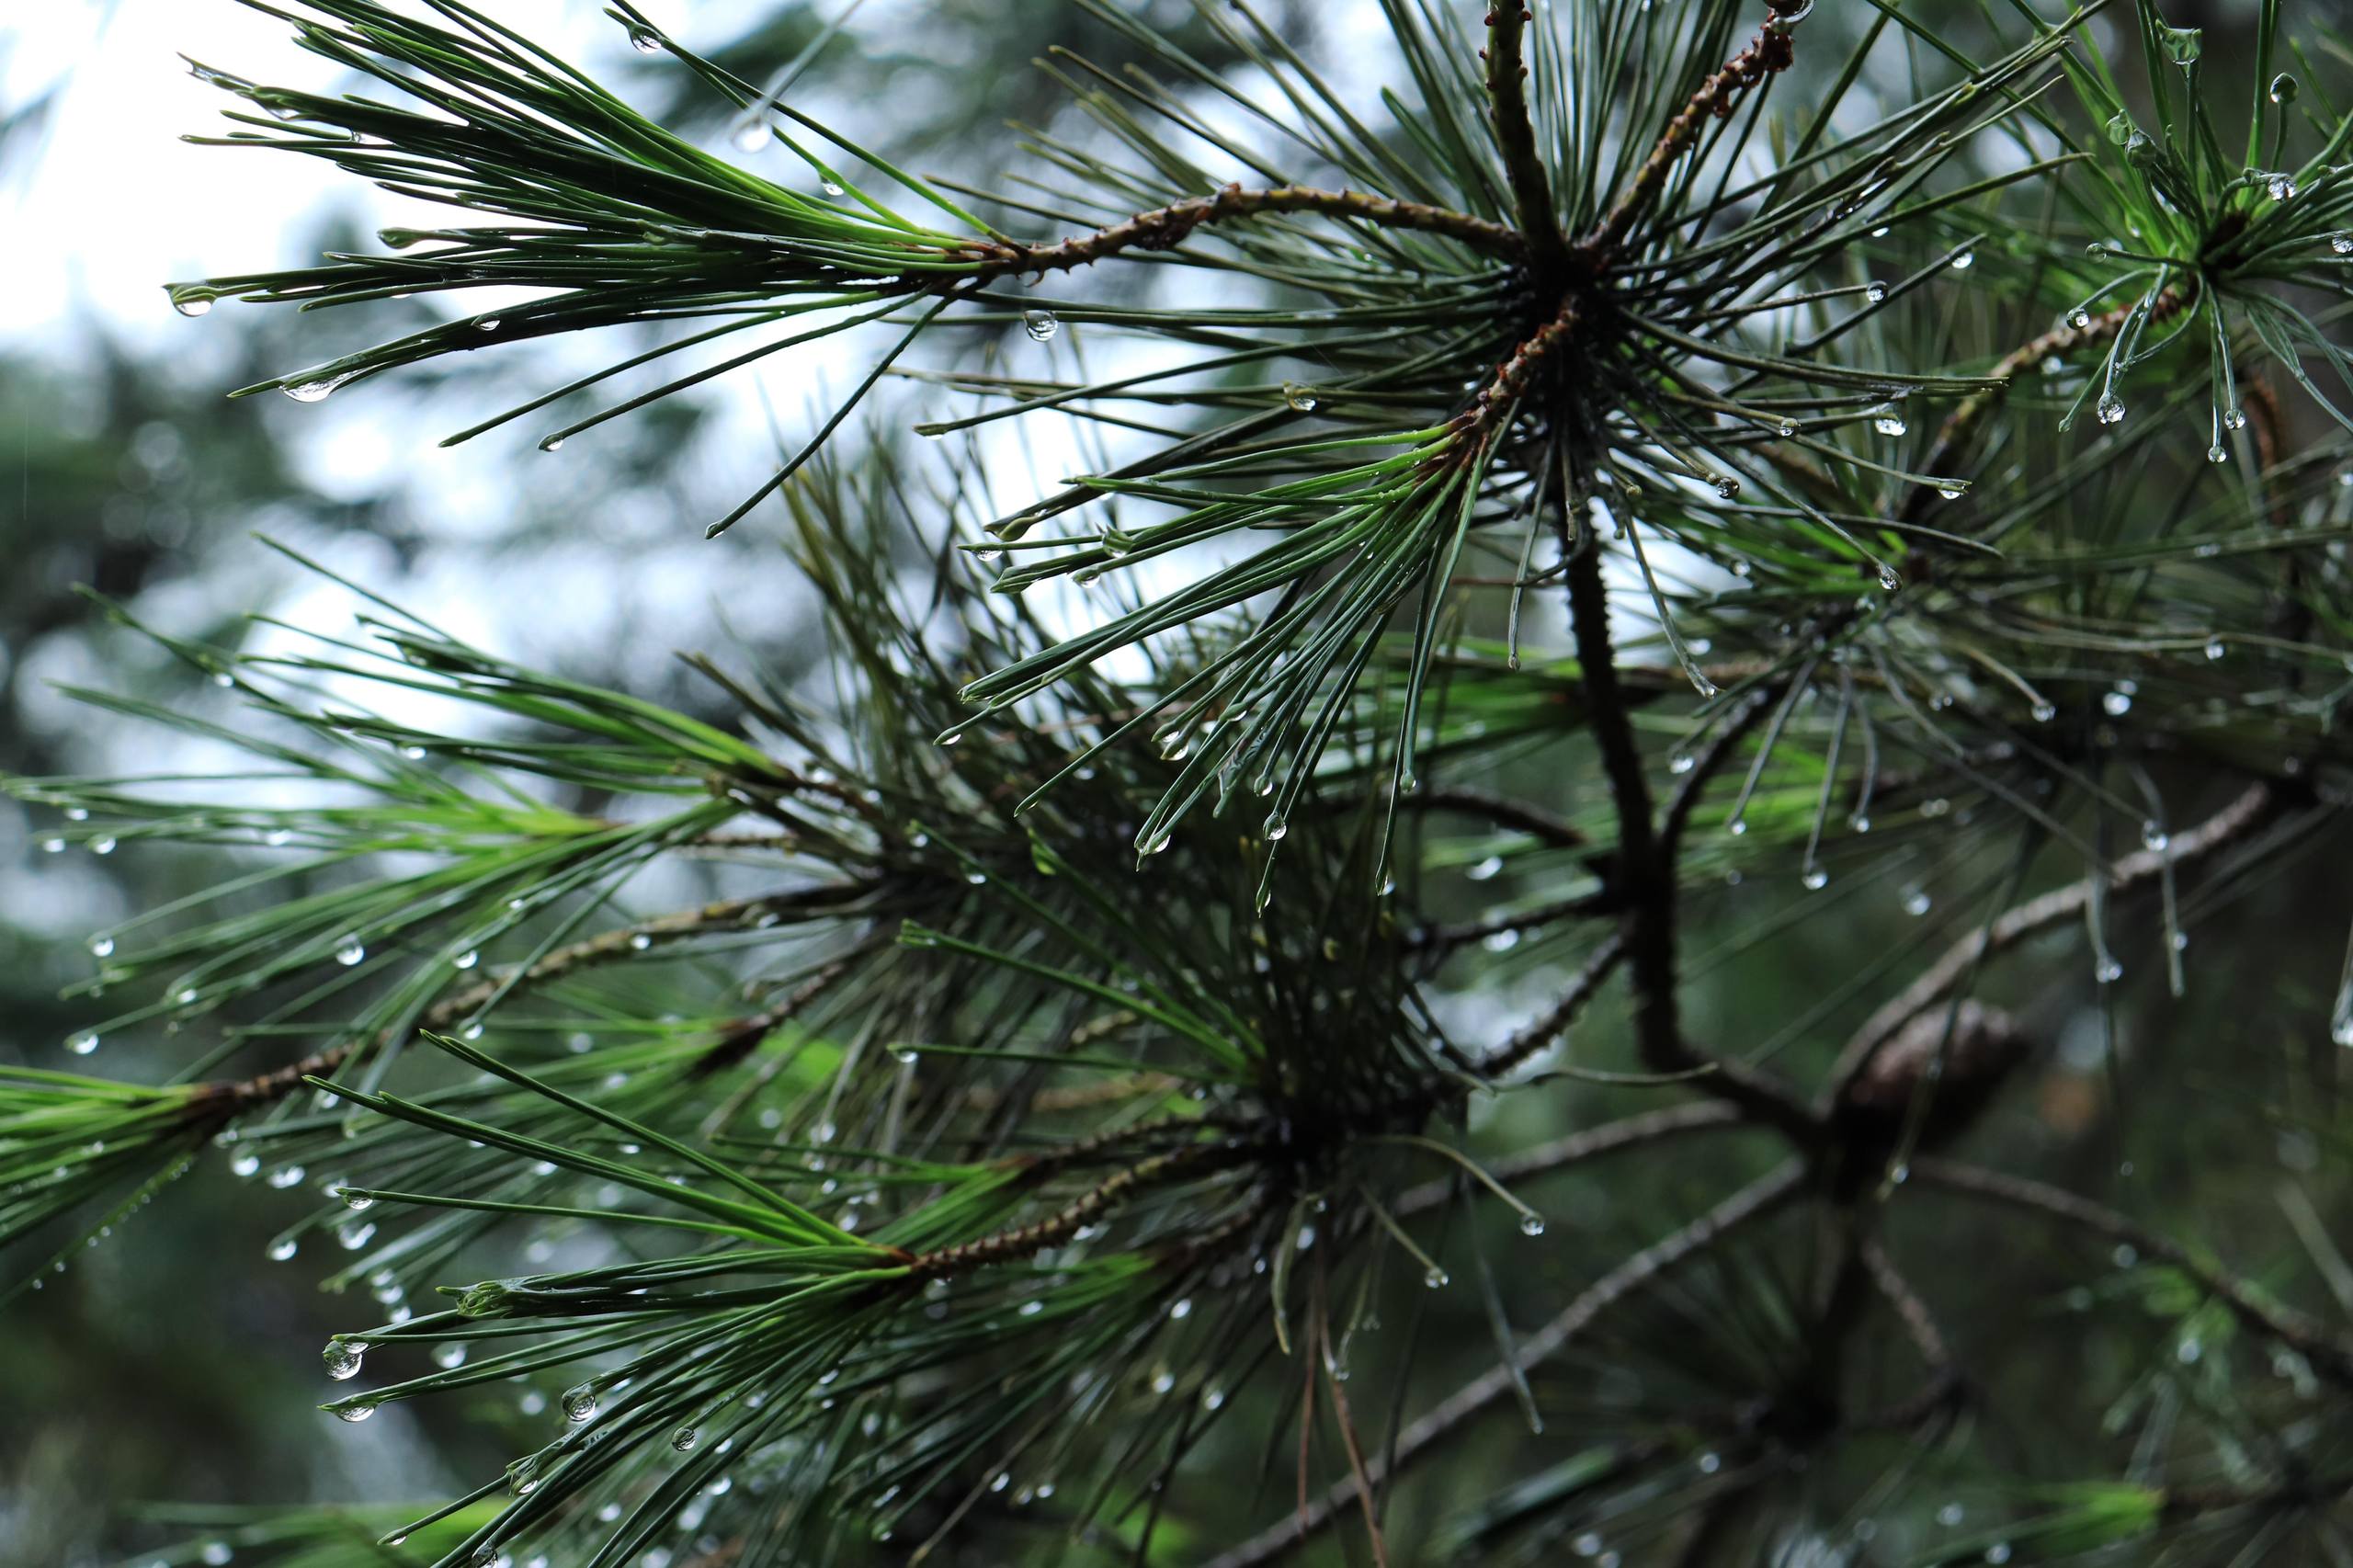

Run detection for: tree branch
[[1483, 3, 1568, 280], [1911, 1157, 2353, 1386], [1824, 781, 2275, 1099], [1202, 1161, 1805, 1568], [1393, 1099, 1741, 1216]]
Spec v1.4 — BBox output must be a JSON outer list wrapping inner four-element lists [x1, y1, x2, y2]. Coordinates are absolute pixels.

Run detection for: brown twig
[[1578, 9, 1798, 264], [1483, 3, 1569, 282], [1470, 932, 1628, 1078], [1911, 1157, 2353, 1386], [1824, 782, 2275, 1100], [1566, 543, 1818, 1138], [1202, 1162, 1805, 1568], [903, 1135, 1249, 1278], [955, 183, 1524, 283], [1393, 1098, 1741, 1216]]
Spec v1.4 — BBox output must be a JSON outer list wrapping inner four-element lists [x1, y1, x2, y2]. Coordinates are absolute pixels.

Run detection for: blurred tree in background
[[7, 2, 2353, 1566]]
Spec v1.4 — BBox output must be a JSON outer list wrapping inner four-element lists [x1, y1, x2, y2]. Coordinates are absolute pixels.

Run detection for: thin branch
[[1401, 785, 1589, 850], [1579, 8, 1798, 263], [1203, 1162, 1806, 1568], [1483, 2, 1568, 279], [1824, 782, 2275, 1098], [1393, 1099, 1741, 1216], [1471, 933, 1627, 1077], [965, 182, 1525, 278], [1567, 543, 1817, 1138], [1911, 1157, 2353, 1385]]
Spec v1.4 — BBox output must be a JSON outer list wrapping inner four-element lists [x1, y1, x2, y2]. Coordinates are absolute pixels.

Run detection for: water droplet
[[433, 1342, 467, 1369], [537, 434, 564, 453], [89, 836, 117, 856], [1422, 1266, 1449, 1289], [1022, 309, 1059, 343], [2333, 233, 2353, 256], [267, 1235, 298, 1261], [1802, 867, 1829, 891], [2223, 407, 2247, 431], [1697, 1450, 1722, 1473], [1938, 484, 1963, 501], [1864, 280, 1888, 304], [40, 837, 64, 854], [1937, 1502, 1966, 1528], [1876, 564, 1901, 592], [2268, 172, 2298, 202], [2068, 308, 2092, 329], [1984, 1545, 2012, 1566], [821, 180, 845, 197], [1667, 750, 1696, 777], [629, 932, 654, 951], [1872, 412, 1907, 437], [267, 1164, 306, 1189], [2096, 957, 2124, 984], [671, 1425, 699, 1451], [281, 376, 346, 403], [202, 1545, 233, 1567], [336, 1219, 375, 1250], [335, 937, 366, 967], [2268, 72, 2298, 104], [627, 22, 664, 52], [964, 869, 990, 884], [1849, 813, 1871, 834], [66, 1031, 99, 1056], [168, 287, 214, 317], [1261, 812, 1290, 843], [475, 317, 501, 333], [1903, 888, 1932, 917], [1574, 1533, 1605, 1559], [563, 1383, 598, 1422], [2029, 699, 2057, 722], [1711, 474, 1740, 500], [1168, 1297, 1192, 1320], [730, 119, 767, 152], [231, 1151, 262, 1179], [1949, 248, 1974, 270], [324, 1339, 365, 1380], [453, 949, 479, 971], [2140, 821, 2169, 852], [1518, 1213, 1546, 1237], [339, 1188, 373, 1212], [1281, 381, 1318, 412], [1726, 816, 1747, 836], [2101, 687, 2133, 717]]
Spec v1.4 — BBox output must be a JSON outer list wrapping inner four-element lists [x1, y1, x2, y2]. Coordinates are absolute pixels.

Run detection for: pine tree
[[12, 0, 2353, 1562]]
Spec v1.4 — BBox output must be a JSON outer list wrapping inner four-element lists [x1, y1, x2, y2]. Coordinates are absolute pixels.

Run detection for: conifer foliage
[[15, 0, 2353, 1562]]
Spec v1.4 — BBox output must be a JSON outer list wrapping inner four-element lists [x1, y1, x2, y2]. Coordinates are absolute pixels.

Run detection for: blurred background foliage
[[6, 2, 2353, 1565]]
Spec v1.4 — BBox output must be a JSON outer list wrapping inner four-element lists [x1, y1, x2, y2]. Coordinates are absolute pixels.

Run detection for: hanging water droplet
[[2268, 171, 2298, 202], [1802, 866, 1829, 891], [281, 376, 345, 403], [1022, 309, 1059, 343], [267, 1235, 298, 1261], [2140, 821, 2169, 853], [1483, 928, 1521, 953], [2222, 407, 2247, 431], [1863, 279, 1888, 304], [66, 1030, 99, 1056], [1280, 381, 1319, 413], [2095, 957, 2124, 984], [1423, 1266, 1449, 1289], [2333, 233, 2353, 256], [167, 286, 214, 317], [2207, 443, 2227, 464], [333, 1403, 374, 1423], [1518, 1213, 1546, 1237], [1261, 812, 1290, 843], [1726, 816, 1747, 836], [1667, 750, 1696, 776], [1876, 564, 1901, 592], [1466, 854, 1502, 881], [627, 23, 664, 52], [89, 836, 117, 856], [266, 827, 292, 846], [334, 937, 365, 967], [453, 949, 479, 971], [231, 1151, 262, 1179], [40, 837, 64, 854], [339, 1188, 374, 1212], [1168, 1297, 1192, 1320], [267, 1164, 306, 1189], [1949, 247, 1974, 270], [336, 1220, 375, 1250], [563, 1382, 598, 1423], [323, 1339, 365, 1380], [671, 1425, 699, 1451], [1938, 484, 1963, 501], [729, 119, 767, 152], [2030, 699, 2057, 722], [2096, 393, 2125, 426], [2101, 687, 2133, 717], [1711, 474, 1740, 500], [201, 1545, 233, 1567], [629, 932, 654, 951], [2067, 308, 2092, 329], [1902, 888, 1932, 917], [1872, 412, 1907, 437]]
